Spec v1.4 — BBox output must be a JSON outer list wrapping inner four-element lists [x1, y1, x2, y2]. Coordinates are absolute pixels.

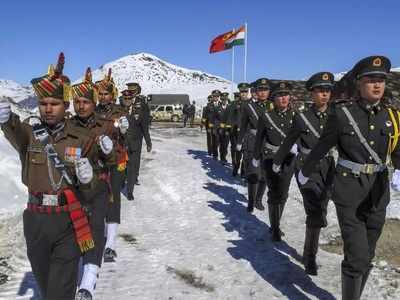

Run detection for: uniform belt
[[337, 158, 386, 175], [249, 129, 257, 135], [264, 142, 280, 153], [28, 192, 67, 206], [26, 202, 81, 214], [299, 146, 311, 155]]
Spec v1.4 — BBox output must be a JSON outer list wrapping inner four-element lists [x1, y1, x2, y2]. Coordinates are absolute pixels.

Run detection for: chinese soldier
[[237, 78, 273, 212], [0, 53, 95, 300], [71, 68, 117, 300], [201, 95, 213, 155], [298, 56, 400, 300], [218, 92, 230, 163], [95, 69, 129, 263], [253, 81, 296, 241], [273, 72, 335, 274]]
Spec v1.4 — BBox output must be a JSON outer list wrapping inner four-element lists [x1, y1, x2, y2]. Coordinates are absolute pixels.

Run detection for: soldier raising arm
[[299, 56, 400, 300], [0, 53, 95, 300]]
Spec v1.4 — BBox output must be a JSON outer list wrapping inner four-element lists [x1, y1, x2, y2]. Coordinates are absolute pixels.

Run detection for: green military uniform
[[201, 96, 213, 155]]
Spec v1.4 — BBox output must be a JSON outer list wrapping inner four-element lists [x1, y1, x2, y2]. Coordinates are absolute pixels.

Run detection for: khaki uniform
[[1, 112, 93, 300]]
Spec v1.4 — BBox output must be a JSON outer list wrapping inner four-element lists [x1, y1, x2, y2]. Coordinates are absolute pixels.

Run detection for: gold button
[[370, 141, 375, 145], [370, 125, 375, 130], [281, 124, 284, 127], [320, 125, 324, 129], [342, 172, 347, 177]]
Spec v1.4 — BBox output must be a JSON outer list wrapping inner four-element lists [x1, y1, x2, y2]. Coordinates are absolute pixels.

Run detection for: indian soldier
[[237, 78, 273, 213], [207, 90, 222, 159], [0, 53, 95, 300], [218, 92, 230, 164], [201, 95, 213, 155], [272, 72, 335, 274], [123, 83, 152, 191], [71, 68, 117, 300], [226, 83, 250, 177], [121, 83, 152, 200], [252, 81, 296, 241], [95, 70, 129, 263], [298, 56, 400, 300]]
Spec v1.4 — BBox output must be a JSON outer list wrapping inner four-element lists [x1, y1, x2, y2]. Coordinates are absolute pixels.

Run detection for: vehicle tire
[[171, 115, 179, 122]]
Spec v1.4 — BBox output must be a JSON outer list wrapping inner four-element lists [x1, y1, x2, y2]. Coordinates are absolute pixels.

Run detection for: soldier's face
[[312, 87, 331, 107], [240, 91, 249, 100], [98, 89, 113, 105], [73, 97, 95, 119], [274, 93, 290, 110], [39, 97, 67, 126], [256, 89, 270, 101], [122, 97, 133, 107], [358, 76, 386, 103]]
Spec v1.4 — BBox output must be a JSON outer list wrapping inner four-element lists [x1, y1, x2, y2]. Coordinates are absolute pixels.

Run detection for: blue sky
[[0, 0, 399, 84]]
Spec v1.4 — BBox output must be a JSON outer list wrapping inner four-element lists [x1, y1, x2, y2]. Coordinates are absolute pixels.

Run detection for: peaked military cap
[[221, 92, 229, 97], [255, 78, 270, 90], [211, 90, 221, 96], [305, 72, 335, 91], [71, 68, 98, 102], [237, 82, 250, 92], [352, 55, 391, 79], [95, 68, 118, 99], [31, 52, 71, 102], [271, 81, 292, 97], [126, 82, 141, 95]]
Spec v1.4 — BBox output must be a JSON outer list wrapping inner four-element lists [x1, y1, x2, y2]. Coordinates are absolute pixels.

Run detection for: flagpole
[[244, 22, 248, 82], [231, 45, 235, 98]]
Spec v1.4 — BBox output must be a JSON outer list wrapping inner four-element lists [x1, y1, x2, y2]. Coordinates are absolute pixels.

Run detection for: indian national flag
[[209, 25, 246, 53]]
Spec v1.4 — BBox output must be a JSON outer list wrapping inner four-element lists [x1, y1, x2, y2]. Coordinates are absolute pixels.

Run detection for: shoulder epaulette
[[334, 99, 353, 107]]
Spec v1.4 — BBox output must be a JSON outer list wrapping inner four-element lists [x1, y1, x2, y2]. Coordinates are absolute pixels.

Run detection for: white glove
[[0, 100, 11, 124], [391, 169, 400, 192], [75, 158, 93, 184], [290, 144, 298, 155], [98, 135, 113, 155], [252, 158, 260, 168], [119, 117, 129, 134], [298, 170, 309, 185], [236, 143, 242, 151], [272, 163, 281, 173]]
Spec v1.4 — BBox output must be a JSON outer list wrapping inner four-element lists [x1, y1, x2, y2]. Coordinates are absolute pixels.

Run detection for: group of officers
[[0, 53, 151, 300], [201, 55, 400, 300]]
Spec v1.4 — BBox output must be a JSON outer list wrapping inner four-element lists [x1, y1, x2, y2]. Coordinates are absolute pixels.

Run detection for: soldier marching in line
[[252, 81, 296, 241], [237, 78, 273, 213], [272, 73, 336, 275], [70, 68, 117, 300], [94, 70, 129, 263], [298, 56, 400, 300], [207, 90, 223, 159], [226, 83, 250, 177], [121, 83, 152, 201], [217, 92, 230, 164], [0, 53, 96, 300], [201, 95, 213, 155]]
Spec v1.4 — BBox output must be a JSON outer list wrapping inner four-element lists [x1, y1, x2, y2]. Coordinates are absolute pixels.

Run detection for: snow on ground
[[0, 124, 399, 299]]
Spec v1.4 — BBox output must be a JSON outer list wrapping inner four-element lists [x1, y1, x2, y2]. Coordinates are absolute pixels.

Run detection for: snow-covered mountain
[[0, 79, 34, 103], [78, 52, 233, 105]]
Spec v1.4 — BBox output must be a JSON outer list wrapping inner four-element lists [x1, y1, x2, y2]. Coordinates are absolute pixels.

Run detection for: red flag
[[209, 26, 245, 53]]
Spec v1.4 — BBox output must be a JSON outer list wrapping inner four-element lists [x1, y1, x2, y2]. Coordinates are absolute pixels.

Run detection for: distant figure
[[182, 103, 189, 127], [187, 101, 196, 127]]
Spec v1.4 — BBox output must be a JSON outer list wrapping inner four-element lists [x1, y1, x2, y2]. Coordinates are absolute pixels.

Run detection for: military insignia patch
[[64, 147, 82, 163], [322, 73, 329, 81], [373, 57, 382, 67]]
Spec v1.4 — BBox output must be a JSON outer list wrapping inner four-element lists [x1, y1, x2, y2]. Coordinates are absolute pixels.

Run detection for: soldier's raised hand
[[391, 169, 400, 192], [119, 116, 129, 134], [98, 135, 113, 155], [75, 158, 93, 184], [0, 99, 11, 124]]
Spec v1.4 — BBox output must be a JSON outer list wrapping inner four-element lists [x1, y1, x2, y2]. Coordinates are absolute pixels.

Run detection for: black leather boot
[[247, 183, 257, 213], [303, 227, 321, 275], [342, 272, 362, 300], [254, 181, 267, 211], [268, 204, 282, 242]]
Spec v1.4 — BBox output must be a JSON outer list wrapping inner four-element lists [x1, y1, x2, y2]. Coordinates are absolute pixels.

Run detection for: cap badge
[[262, 79, 266, 84], [280, 83, 285, 88], [322, 73, 329, 81], [373, 57, 382, 67]]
